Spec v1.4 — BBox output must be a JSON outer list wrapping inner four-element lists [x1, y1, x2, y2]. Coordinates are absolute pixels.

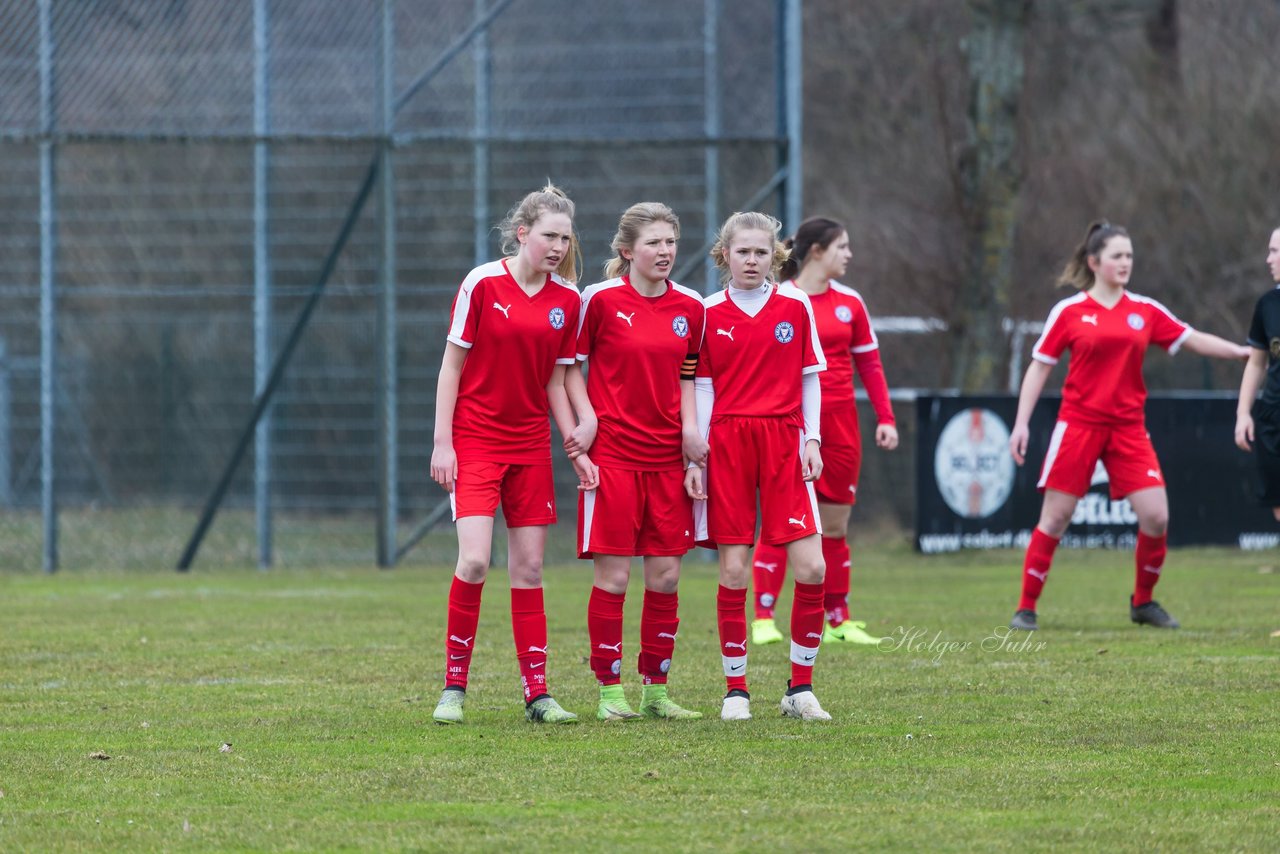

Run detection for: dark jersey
[[1246, 286, 1280, 406]]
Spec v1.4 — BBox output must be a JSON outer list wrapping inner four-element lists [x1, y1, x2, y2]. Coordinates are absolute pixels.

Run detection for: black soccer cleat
[[1130, 597, 1180, 629], [1009, 609, 1038, 631]]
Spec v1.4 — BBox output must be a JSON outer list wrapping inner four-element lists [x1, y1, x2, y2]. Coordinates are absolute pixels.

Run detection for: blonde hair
[[498, 182, 581, 283], [603, 202, 681, 279], [1058, 220, 1129, 290], [709, 211, 790, 285]]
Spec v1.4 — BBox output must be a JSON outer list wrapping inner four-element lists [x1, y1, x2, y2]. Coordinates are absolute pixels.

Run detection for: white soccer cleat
[[780, 689, 832, 721], [720, 693, 751, 721]]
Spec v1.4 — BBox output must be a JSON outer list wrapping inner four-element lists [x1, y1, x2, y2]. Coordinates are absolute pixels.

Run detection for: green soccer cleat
[[525, 695, 579, 724], [596, 685, 642, 721], [751, 617, 784, 646], [432, 687, 465, 725], [639, 684, 703, 720], [822, 619, 883, 645]]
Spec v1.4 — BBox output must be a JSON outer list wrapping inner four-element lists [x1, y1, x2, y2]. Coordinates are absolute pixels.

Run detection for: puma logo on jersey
[[449, 635, 474, 648], [724, 640, 746, 651], [716, 327, 735, 342], [596, 641, 622, 652], [787, 514, 807, 527], [1147, 469, 1161, 480], [849, 485, 857, 495], [547, 502, 554, 511], [657, 631, 678, 641], [753, 561, 779, 573], [1081, 314, 1098, 326], [616, 311, 635, 327], [1026, 568, 1048, 582], [493, 302, 511, 318]]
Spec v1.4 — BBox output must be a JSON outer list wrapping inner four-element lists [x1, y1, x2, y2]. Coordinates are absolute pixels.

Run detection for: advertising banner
[[916, 394, 1277, 552]]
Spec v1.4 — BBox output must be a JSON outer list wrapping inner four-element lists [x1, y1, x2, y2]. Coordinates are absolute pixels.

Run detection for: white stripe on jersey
[[830, 280, 882, 351], [1125, 291, 1193, 354], [774, 285, 828, 373], [1032, 292, 1090, 364], [446, 259, 506, 349]]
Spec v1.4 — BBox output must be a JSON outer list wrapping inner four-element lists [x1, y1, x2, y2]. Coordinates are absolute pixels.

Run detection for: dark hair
[[778, 217, 846, 281], [1058, 220, 1130, 290]]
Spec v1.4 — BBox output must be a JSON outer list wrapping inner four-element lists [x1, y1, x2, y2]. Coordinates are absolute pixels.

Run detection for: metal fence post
[[253, 0, 274, 569], [39, 0, 57, 573], [473, 0, 491, 267], [781, 0, 802, 232], [703, 0, 720, 295], [376, 0, 399, 567]]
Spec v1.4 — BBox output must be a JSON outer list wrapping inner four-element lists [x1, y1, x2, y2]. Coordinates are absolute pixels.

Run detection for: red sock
[[1133, 531, 1167, 606], [1019, 528, 1060, 611], [639, 588, 679, 685], [717, 585, 749, 693], [510, 586, 549, 703], [587, 586, 626, 686], [444, 576, 484, 690], [752, 540, 788, 619], [821, 536, 851, 625], [790, 581, 825, 686]]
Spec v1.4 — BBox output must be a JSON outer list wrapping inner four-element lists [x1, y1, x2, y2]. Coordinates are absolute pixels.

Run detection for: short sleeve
[[447, 278, 483, 349]]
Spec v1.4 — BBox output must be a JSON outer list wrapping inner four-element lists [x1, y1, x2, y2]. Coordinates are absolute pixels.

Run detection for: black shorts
[[1252, 400, 1280, 506]]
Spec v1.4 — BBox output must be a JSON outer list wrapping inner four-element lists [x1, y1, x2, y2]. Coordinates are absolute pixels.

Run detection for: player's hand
[[430, 443, 458, 493], [682, 428, 709, 468], [564, 418, 597, 458], [572, 453, 599, 491], [802, 439, 823, 482], [875, 423, 899, 451], [1235, 413, 1255, 452], [1008, 424, 1029, 466], [684, 465, 706, 500]]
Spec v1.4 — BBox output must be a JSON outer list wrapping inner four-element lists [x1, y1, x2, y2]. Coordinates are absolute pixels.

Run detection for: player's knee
[[455, 552, 489, 583], [1140, 512, 1168, 536], [792, 557, 825, 585]]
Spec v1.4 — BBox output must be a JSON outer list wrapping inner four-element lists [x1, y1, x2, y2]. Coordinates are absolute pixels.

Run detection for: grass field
[[1, 538, 1277, 852]]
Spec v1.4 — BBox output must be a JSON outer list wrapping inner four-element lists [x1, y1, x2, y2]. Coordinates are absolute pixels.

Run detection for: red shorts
[[699, 415, 819, 546], [451, 459, 556, 526], [814, 408, 863, 505], [1037, 421, 1164, 499], [578, 465, 694, 558]]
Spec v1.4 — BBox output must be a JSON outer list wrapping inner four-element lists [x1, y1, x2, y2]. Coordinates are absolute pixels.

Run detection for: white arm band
[[692, 377, 715, 467], [802, 371, 821, 444]]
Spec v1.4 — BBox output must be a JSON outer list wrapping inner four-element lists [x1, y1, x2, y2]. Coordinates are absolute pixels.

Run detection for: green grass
[[1, 540, 1278, 852]]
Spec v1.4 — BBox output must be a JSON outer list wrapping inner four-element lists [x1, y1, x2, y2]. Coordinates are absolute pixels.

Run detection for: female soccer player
[[564, 202, 706, 722], [429, 183, 597, 725], [1234, 227, 1280, 521], [686, 211, 831, 721], [1007, 220, 1249, 631], [748, 217, 898, 648]]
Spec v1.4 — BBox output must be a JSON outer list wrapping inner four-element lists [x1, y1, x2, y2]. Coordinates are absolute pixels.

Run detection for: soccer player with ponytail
[[1007, 220, 1248, 632], [748, 217, 897, 648], [430, 183, 596, 725], [687, 211, 832, 721], [563, 202, 706, 721]]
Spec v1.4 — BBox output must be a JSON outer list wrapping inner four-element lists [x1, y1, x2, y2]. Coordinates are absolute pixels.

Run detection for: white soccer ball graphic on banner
[[934, 408, 1016, 519]]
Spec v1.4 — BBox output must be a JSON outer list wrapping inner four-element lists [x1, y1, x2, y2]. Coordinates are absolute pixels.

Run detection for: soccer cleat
[[822, 619, 883, 645], [525, 695, 579, 724], [596, 685, 642, 721], [780, 685, 832, 721], [1009, 609, 1039, 631], [751, 617, 784, 646], [720, 689, 752, 721], [639, 685, 703, 720], [1130, 597, 1180, 629], [432, 687, 465, 725]]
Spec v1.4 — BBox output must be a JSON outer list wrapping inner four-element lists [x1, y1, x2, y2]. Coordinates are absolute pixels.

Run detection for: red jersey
[[446, 259, 580, 464], [1032, 290, 1190, 428], [576, 277, 706, 470], [697, 283, 825, 424], [788, 280, 880, 414]]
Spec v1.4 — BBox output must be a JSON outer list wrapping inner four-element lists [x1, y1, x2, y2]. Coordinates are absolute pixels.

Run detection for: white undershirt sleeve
[[692, 377, 715, 468], [802, 371, 821, 444]]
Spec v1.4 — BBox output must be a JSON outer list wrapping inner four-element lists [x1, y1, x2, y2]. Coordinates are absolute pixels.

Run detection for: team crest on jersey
[[774, 321, 795, 343], [835, 305, 853, 323], [548, 307, 566, 329], [1127, 313, 1144, 330], [672, 315, 690, 338]]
